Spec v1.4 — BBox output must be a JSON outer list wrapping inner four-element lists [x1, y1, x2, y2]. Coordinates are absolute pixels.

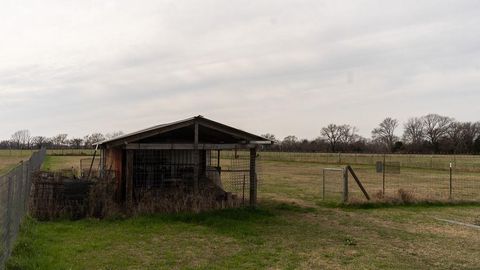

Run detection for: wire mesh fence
[[260, 151, 480, 172], [0, 148, 46, 269], [259, 151, 480, 203], [345, 163, 480, 203], [322, 168, 345, 201], [0, 149, 94, 157], [208, 150, 263, 206]]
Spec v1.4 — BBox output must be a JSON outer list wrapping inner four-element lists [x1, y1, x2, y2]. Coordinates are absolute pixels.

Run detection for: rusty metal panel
[[103, 148, 123, 198]]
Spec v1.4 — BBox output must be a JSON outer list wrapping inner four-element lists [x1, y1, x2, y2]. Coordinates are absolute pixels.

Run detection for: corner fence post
[[343, 167, 349, 203]]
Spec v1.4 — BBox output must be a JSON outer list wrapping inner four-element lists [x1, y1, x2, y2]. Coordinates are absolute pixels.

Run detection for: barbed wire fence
[[0, 148, 46, 269]]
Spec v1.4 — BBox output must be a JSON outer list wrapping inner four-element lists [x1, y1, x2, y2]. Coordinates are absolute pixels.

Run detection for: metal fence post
[[4, 176, 14, 261], [382, 154, 386, 195], [322, 169, 326, 200], [0, 148, 46, 268], [449, 163, 453, 200]]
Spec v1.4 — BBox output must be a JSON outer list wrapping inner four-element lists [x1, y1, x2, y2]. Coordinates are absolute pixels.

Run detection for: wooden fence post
[[343, 167, 349, 203], [347, 166, 371, 201], [193, 122, 199, 193]]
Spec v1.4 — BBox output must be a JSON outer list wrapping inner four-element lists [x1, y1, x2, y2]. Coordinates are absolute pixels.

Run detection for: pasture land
[[5, 153, 480, 269], [0, 150, 32, 175]]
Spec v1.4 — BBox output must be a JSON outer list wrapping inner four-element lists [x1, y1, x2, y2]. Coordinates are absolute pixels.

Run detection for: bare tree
[[338, 125, 358, 145], [282, 135, 298, 143], [460, 122, 480, 145], [321, 124, 344, 152], [261, 133, 279, 143], [31, 136, 48, 149], [321, 124, 357, 152], [403, 117, 425, 144], [448, 122, 480, 153], [422, 114, 453, 151], [372, 118, 399, 152], [10, 130, 31, 149], [51, 134, 68, 148], [84, 133, 105, 148], [11, 131, 23, 149], [105, 131, 125, 140], [69, 138, 84, 149]]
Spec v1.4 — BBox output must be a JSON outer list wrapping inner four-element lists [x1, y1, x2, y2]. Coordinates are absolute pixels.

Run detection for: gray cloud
[[1, 0, 480, 140]]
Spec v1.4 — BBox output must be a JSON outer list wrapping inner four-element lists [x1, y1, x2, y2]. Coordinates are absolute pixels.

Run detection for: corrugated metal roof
[[96, 115, 272, 146]]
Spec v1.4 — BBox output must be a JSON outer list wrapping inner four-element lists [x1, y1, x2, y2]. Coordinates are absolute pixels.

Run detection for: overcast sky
[[1, 0, 480, 140]]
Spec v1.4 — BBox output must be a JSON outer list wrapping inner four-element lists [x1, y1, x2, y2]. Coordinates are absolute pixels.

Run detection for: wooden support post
[[193, 122, 199, 193], [125, 150, 134, 208], [249, 147, 257, 207], [87, 148, 97, 180], [347, 165, 371, 201], [343, 167, 349, 203]]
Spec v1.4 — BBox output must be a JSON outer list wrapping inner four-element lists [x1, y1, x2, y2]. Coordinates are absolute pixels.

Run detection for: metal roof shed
[[96, 116, 272, 208]]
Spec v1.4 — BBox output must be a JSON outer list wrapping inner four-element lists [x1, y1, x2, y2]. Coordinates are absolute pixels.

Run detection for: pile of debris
[[29, 171, 115, 220]]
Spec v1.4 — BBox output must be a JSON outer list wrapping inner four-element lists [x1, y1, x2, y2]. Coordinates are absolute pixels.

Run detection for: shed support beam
[[125, 143, 257, 150], [249, 147, 257, 207], [125, 150, 134, 208], [193, 122, 199, 193]]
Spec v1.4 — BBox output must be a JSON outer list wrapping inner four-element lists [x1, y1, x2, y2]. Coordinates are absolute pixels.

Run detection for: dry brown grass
[[134, 185, 240, 215], [0, 156, 26, 175], [30, 169, 241, 220]]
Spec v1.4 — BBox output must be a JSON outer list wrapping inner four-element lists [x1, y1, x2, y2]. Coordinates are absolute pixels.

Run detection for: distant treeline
[[262, 114, 480, 154], [2, 113, 480, 154], [0, 131, 124, 150]]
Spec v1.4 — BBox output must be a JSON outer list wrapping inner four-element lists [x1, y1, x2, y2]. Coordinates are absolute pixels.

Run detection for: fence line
[[0, 149, 94, 157], [255, 151, 480, 172], [244, 151, 480, 203], [319, 161, 480, 203], [0, 148, 46, 269]]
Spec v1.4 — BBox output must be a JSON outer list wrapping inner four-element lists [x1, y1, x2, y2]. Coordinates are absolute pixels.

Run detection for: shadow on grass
[[126, 199, 322, 243], [128, 207, 280, 243]]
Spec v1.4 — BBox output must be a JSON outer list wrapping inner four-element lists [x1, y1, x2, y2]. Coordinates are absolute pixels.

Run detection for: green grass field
[[5, 153, 480, 269]]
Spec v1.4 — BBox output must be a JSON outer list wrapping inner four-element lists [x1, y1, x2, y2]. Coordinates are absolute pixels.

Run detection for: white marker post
[[449, 162, 453, 200]]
